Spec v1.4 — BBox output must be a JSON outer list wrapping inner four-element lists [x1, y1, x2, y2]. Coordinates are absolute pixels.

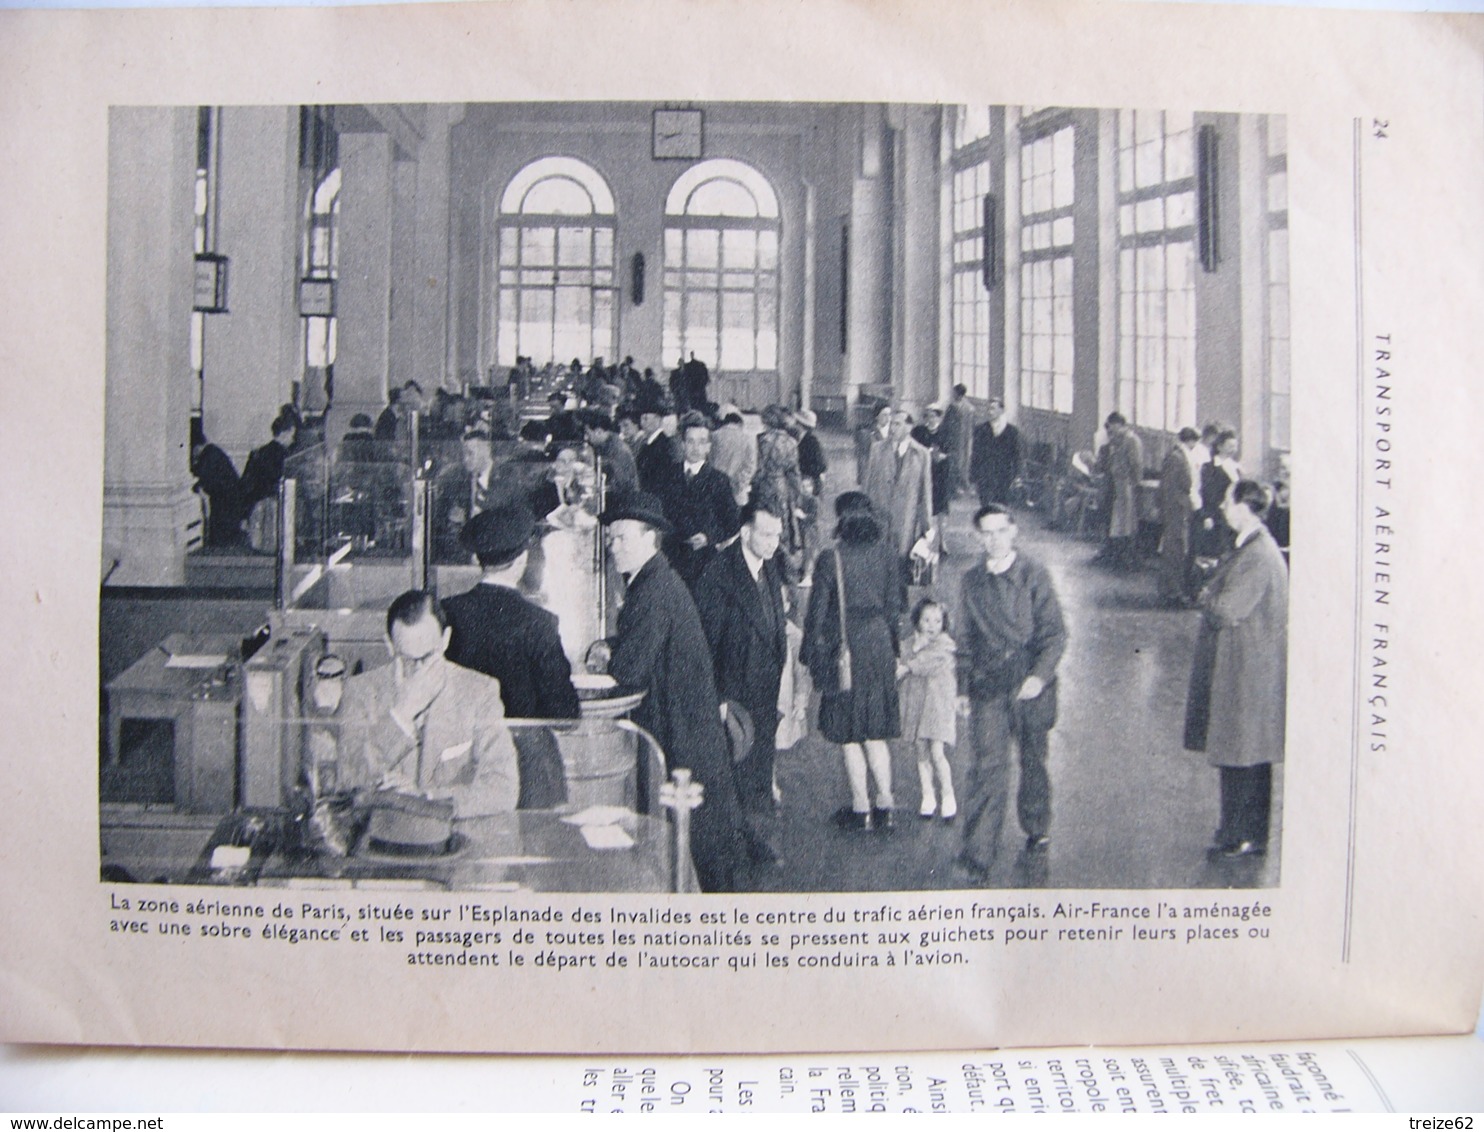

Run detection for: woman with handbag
[[800, 491, 903, 831]]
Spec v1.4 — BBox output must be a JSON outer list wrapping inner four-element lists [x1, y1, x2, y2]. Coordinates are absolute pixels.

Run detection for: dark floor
[[745, 433, 1280, 893]]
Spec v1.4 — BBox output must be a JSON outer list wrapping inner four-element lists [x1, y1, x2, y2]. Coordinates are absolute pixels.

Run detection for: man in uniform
[[955, 505, 1067, 882], [442, 504, 578, 809]]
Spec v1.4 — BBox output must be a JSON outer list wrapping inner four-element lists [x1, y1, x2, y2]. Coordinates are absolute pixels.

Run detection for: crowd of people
[[207, 354, 1289, 891]]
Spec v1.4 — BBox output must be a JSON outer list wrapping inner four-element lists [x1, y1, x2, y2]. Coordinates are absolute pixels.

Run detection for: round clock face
[[653, 110, 702, 159]]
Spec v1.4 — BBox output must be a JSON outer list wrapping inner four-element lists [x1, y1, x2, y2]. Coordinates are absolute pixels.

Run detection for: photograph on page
[[1, 0, 1481, 1055]]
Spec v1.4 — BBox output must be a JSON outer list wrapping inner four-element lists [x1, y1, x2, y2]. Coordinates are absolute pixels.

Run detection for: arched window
[[495, 157, 617, 368], [663, 159, 780, 374]]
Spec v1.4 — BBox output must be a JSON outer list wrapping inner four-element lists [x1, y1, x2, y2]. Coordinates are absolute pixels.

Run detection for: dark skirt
[[817, 615, 901, 743]]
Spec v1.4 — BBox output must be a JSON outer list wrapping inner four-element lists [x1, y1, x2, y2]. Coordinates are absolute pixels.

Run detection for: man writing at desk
[[338, 590, 519, 816]]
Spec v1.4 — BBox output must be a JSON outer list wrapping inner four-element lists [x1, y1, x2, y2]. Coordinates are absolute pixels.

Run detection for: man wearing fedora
[[443, 502, 578, 809], [337, 589, 520, 817], [588, 491, 746, 892]]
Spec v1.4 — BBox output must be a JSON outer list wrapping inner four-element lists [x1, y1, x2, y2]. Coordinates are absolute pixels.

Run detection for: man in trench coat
[[1183, 479, 1288, 857], [589, 491, 747, 892]]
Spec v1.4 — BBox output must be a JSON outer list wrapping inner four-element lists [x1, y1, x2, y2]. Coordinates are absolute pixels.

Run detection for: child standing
[[897, 598, 958, 820]]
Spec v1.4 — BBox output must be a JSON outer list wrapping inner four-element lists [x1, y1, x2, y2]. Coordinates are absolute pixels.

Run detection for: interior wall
[[449, 102, 839, 408]]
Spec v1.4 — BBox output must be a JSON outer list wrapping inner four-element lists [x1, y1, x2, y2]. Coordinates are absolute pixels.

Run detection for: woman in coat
[[752, 403, 805, 575], [1183, 479, 1288, 857], [800, 491, 903, 830], [1193, 430, 1244, 560]]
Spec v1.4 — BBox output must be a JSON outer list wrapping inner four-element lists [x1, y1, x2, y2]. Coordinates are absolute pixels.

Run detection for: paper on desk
[[578, 824, 635, 851], [560, 805, 632, 827], [164, 653, 228, 669]]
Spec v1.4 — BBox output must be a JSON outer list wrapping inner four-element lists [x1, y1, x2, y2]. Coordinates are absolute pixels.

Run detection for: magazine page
[[0, 0, 1480, 1053]]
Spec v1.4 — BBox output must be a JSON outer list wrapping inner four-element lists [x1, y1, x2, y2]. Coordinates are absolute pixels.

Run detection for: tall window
[[189, 107, 219, 410], [1265, 116, 1290, 452], [954, 104, 992, 149], [1019, 122, 1075, 414], [1116, 110, 1197, 432], [949, 145, 992, 397], [663, 159, 780, 373], [300, 106, 339, 408], [495, 157, 617, 368]]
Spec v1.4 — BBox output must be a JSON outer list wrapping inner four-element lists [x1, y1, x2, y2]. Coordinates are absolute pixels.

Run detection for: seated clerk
[[336, 589, 520, 817], [190, 418, 247, 547], [433, 427, 499, 562], [442, 504, 578, 809], [659, 412, 740, 589], [240, 411, 299, 512]]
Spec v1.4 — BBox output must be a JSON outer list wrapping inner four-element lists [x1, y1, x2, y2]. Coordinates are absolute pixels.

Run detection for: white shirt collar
[[1235, 525, 1262, 549], [985, 551, 1018, 575], [740, 543, 766, 580], [896, 438, 911, 457], [683, 461, 705, 477]]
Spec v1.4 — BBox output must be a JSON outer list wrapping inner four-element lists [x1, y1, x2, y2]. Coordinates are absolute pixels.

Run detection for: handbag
[[833, 548, 853, 692]]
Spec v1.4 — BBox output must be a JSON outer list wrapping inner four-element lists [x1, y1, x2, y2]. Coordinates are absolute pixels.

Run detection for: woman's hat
[[598, 490, 673, 534]]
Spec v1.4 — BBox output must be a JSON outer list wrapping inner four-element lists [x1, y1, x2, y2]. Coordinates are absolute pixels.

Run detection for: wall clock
[[653, 109, 703, 160]]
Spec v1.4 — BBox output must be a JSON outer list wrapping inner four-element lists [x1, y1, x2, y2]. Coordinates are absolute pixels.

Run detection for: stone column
[[334, 131, 395, 423], [845, 105, 892, 407], [898, 104, 940, 410], [203, 106, 302, 463], [103, 106, 200, 586], [799, 182, 816, 411]]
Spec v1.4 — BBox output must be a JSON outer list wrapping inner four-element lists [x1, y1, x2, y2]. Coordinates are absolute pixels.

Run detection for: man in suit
[[696, 501, 790, 817], [587, 492, 746, 893], [1158, 427, 1202, 605], [434, 428, 499, 561], [970, 397, 1021, 508], [862, 407, 936, 579], [336, 590, 520, 817], [635, 400, 679, 497], [578, 409, 639, 496], [442, 504, 578, 809], [660, 412, 741, 589]]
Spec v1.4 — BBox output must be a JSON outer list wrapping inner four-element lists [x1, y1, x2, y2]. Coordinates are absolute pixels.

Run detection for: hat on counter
[[365, 792, 456, 857], [460, 501, 536, 566], [793, 408, 818, 429], [348, 413, 374, 431], [598, 490, 673, 535]]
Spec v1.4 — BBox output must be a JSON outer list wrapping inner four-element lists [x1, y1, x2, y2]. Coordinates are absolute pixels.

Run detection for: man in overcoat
[[1183, 480, 1288, 857], [588, 492, 746, 892], [862, 407, 935, 576], [1158, 427, 1201, 605], [695, 502, 790, 815], [442, 503, 579, 809], [1096, 411, 1145, 570]]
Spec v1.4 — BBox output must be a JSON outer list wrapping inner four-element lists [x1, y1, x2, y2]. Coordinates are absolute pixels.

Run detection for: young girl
[[897, 598, 958, 820]]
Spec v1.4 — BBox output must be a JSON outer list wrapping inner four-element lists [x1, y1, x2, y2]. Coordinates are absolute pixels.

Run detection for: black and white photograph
[[99, 101, 1291, 896]]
